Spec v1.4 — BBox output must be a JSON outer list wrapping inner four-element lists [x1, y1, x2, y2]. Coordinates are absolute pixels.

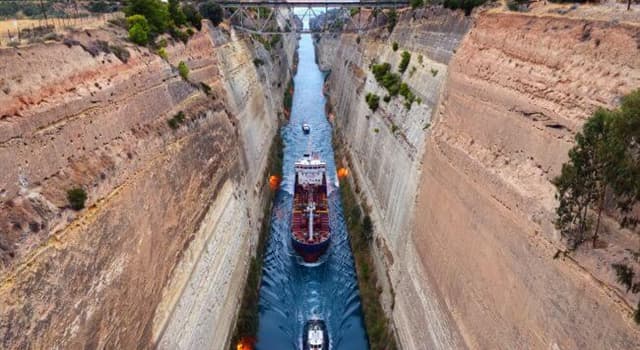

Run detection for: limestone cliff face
[[0, 19, 295, 349], [318, 8, 472, 349], [318, 7, 640, 349]]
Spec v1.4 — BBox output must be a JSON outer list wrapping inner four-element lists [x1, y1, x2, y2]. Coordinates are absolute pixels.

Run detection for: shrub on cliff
[[392, 42, 398, 51], [127, 15, 150, 45], [371, 62, 402, 97], [178, 61, 189, 80], [365, 93, 380, 112], [399, 51, 411, 74], [167, 111, 186, 129], [371, 62, 391, 81], [199, 1, 224, 27], [67, 188, 87, 211], [157, 47, 168, 60], [399, 82, 416, 109], [124, 0, 170, 34]]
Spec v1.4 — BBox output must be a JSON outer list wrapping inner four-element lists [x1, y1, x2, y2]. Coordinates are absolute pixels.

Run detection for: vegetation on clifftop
[[123, 0, 220, 47]]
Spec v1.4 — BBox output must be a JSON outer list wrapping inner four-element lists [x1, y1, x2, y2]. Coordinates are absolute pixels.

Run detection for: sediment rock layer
[[318, 6, 640, 349], [0, 19, 295, 349], [417, 11, 640, 349]]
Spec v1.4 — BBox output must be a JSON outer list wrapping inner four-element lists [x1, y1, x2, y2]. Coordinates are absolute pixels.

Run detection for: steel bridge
[[218, 1, 410, 35]]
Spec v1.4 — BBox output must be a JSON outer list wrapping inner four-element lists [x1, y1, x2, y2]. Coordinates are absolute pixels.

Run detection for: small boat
[[302, 319, 328, 350], [291, 152, 330, 263], [302, 123, 311, 134]]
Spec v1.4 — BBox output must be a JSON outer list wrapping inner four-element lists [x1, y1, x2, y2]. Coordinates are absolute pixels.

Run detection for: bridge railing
[[219, 0, 409, 34]]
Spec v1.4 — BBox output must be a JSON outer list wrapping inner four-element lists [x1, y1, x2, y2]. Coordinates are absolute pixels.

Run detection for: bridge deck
[[217, 1, 409, 7]]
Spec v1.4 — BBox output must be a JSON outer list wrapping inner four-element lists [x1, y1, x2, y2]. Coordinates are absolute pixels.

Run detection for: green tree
[[554, 110, 611, 249], [607, 90, 640, 231], [168, 0, 186, 26], [182, 4, 203, 30], [124, 0, 170, 34], [127, 15, 150, 45], [199, 1, 224, 27], [554, 89, 640, 250]]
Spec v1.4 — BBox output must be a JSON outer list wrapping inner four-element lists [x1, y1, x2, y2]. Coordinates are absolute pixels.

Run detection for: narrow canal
[[255, 34, 369, 349]]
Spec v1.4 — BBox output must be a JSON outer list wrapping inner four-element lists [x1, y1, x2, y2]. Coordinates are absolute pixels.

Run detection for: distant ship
[[291, 152, 330, 263], [302, 319, 328, 350]]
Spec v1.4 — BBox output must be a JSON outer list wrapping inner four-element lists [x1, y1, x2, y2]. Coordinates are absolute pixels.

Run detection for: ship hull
[[292, 236, 331, 263], [291, 154, 331, 263]]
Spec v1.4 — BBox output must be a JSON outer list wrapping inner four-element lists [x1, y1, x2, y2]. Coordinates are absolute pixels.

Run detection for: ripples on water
[[255, 35, 369, 350]]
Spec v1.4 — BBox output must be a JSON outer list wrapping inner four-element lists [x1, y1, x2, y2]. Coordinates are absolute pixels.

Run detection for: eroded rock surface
[[0, 19, 295, 349], [318, 6, 640, 349]]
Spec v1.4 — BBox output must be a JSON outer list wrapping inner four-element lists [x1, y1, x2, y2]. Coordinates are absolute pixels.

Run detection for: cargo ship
[[291, 152, 330, 263]]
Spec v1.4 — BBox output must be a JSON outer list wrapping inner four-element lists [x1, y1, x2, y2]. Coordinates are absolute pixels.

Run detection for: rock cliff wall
[[0, 18, 295, 349], [318, 6, 640, 349]]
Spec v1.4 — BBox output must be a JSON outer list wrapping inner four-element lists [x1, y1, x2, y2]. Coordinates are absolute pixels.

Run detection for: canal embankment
[[316, 5, 640, 349]]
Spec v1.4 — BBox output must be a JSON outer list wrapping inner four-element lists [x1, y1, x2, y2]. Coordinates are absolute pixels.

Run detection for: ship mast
[[306, 199, 316, 241]]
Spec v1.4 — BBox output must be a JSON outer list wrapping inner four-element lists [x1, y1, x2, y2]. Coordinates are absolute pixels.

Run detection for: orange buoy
[[236, 336, 255, 350], [337, 167, 349, 179], [269, 175, 281, 190]]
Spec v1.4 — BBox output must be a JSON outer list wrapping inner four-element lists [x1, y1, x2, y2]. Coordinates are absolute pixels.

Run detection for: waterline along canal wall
[[0, 16, 296, 349], [317, 5, 640, 349]]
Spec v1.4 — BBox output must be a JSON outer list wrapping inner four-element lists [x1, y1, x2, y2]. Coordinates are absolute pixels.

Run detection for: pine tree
[[554, 111, 610, 249], [554, 89, 640, 250]]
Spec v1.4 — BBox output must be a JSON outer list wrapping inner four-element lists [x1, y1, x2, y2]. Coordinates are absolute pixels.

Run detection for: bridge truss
[[218, 1, 410, 35]]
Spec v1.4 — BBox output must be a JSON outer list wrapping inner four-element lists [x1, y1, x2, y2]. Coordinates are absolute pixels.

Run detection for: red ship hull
[[291, 174, 330, 263]]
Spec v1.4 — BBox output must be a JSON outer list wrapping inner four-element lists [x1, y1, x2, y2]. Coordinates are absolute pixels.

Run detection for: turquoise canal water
[[255, 34, 369, 350]]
